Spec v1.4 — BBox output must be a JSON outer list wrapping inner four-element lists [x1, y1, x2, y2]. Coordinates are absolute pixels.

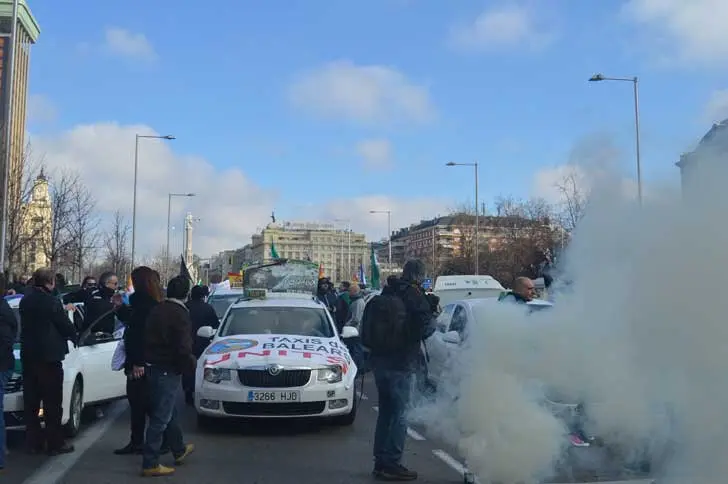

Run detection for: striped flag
[[358, 262, 367, 286]]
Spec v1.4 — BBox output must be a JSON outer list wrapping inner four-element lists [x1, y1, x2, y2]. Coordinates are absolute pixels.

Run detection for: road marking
[[23, 401, 128, 484], [370, 405, 425, 441]]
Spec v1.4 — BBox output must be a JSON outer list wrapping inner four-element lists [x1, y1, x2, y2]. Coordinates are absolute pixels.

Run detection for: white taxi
[[194, 289, 359, 427], [3, 294, 127, 436]]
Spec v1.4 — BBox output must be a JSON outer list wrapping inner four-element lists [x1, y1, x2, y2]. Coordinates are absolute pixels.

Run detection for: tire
[[331, 393, 358, 426], [64, 378, 83, 438]]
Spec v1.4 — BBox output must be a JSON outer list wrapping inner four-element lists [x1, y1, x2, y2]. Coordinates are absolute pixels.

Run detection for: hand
[[111, 294, 123, 307], [132, 365, 145, 379], [64, 304, 76, 312]]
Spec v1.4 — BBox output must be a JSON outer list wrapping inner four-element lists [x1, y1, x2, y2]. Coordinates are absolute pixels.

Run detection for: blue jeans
[[142, 366, 186, 469], [0, 369, 13, 469], [372, 366, 413, 469]]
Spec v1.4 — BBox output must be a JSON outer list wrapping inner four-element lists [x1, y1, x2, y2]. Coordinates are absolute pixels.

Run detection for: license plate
[[247, 390, 300, 402]]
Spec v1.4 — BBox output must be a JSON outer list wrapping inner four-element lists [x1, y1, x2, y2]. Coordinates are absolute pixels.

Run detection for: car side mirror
[[341, 326, 359, 339], [442, 330, 461, 345], [197, 326, 216, 339]]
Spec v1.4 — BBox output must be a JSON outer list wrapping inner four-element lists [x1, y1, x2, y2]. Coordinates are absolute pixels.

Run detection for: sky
[[23, 0, 728, 258]]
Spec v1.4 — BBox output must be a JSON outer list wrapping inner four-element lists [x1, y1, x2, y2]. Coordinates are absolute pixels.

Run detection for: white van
[[433, 275, 505, 307]]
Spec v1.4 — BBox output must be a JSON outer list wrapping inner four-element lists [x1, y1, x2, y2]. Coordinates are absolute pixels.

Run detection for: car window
[[437, 304, 455, 332], [448, 305, 468, 335], [221, 306, 334, 338], [209, 294, 243, 319]]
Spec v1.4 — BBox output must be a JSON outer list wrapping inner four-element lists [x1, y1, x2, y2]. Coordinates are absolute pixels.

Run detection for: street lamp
[[130, 134, 175, 270], [446, 161, 479, 275], [166, 192, 195, 283], [588, 73, 642, 205], [369, 210, 392, 265]]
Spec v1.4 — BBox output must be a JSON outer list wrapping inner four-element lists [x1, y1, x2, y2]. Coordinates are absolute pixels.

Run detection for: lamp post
[[166, 192, 195, 283], [130, 134, 175, 269], [446, 161, 479, 275], [369, 210, 392, 265], [588, 73, 642, 205]]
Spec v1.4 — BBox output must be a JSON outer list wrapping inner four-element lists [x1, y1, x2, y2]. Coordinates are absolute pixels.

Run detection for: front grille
[[222, 401, 325, 416], [5, 374, 22, 393], [237, 369, 311, 388]]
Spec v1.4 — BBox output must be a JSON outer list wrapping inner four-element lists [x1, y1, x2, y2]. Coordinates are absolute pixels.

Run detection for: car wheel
[[64, 378, 83, 438], [332, 394, 358, 426]]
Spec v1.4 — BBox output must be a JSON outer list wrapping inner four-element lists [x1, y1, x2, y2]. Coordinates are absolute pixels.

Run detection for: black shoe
[[114, 443, 143, 455], [47, 443, 75, 456], [373, 464, 418, 481]]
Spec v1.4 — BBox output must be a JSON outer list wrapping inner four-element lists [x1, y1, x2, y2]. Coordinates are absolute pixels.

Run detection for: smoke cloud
[[414, 151, 728, 483]]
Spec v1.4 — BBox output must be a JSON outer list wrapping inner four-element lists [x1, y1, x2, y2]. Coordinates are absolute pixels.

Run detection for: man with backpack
[[361, 259, 436, 481]]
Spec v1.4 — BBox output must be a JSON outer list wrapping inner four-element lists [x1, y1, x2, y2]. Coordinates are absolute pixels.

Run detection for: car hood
[[200, 334, 355, 374]]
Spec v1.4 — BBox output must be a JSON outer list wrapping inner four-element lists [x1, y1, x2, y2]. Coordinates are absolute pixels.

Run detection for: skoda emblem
[[267, 364, 283, 376]]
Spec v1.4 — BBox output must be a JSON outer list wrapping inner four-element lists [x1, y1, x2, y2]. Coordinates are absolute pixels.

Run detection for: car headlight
[[317, 365, 343, 383], [203, 368, 231, 384]]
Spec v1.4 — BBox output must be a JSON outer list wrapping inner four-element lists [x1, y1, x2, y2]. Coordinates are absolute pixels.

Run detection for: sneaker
[[141, 465, 175, 477], [174, 443, 195, 465], [374, 464, 418, 481]]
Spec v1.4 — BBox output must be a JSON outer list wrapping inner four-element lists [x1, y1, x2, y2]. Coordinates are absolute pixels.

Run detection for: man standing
[[84, 271, 121, 334], [499, 276, 536, 303], [0, 273, 18, 469], [20, 268, 77, 455], [184, 285, 219, 405], [362, 259, 436, 481], [141, 276, 195, 477]]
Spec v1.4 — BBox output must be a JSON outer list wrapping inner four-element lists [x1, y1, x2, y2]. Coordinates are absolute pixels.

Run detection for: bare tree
[[42, 169, 80, 270], [555, 171, 587, 233], [68, 182, 100, 280], [103, 210, 130, 277]]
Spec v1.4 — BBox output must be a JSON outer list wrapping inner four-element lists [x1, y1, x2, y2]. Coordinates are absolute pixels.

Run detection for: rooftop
[[0, 0, 40, 43]]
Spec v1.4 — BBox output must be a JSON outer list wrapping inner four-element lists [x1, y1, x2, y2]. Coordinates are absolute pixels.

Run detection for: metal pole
[[340, 226, 344, 281], [387, 211, 392, 266], [130, 134, 139, 269], [0, 0, 19, 273], [474, 162, 479, 276], [347, 224, 351, 280], [165, 193, 171, 284], [633, 77, 643, 205]]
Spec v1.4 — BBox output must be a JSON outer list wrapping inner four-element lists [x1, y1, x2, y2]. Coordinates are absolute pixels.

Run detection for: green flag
[[270, 240, 280, 259], [370, 245, 381, 289]]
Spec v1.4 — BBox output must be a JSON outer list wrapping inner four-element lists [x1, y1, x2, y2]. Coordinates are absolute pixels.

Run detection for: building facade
[[676, 119, 728, 198], [250, 221, 369, 283], [15, 170, 49, 274]]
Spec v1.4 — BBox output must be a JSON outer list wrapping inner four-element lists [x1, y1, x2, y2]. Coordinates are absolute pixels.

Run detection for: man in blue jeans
[[0, 275, 18, 471], [365, 260, 436, 481], [141, 276, 196, 477]]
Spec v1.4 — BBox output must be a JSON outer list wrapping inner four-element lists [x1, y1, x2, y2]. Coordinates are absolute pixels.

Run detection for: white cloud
[[356, 139, 392, 169], [449, 4, 554, 52], [703, 89, 728, 123], [27, 94, 57, 124], [623, 0, 728, 64], [288, 60, 435, 124], [103, 27, 156, 61]]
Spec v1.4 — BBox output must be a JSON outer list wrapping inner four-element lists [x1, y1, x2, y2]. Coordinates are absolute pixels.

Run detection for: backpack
[[360, 293, 410, 354]]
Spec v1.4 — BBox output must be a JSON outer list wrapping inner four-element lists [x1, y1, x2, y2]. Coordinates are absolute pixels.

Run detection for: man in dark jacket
[[62, 275, 97, 305], [20, 268, 77, 456], [316, 277, 337, 313], [334, 281, 351, 333], [0, 273, 18, 469], [82, 271, 120, 334], [183, 285, 218, 404], [370, 260, 436, 481], [141, 276, 195, 477]]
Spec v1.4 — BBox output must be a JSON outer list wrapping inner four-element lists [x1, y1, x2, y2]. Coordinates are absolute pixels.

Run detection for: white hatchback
[[3, 294, 127, 436], [194, 290, 359, 427]]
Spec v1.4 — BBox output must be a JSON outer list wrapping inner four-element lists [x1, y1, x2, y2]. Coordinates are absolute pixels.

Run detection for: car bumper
[[195, 383, 355, 419]]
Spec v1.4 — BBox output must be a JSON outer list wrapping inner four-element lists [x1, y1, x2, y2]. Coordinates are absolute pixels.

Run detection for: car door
[[425, 304, 455, 386], [442, 304, 468, 367], [77, 309, 119, 402]]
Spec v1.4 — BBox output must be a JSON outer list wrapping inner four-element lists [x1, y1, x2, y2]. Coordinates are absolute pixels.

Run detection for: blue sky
[[24, 0, 728, 255]]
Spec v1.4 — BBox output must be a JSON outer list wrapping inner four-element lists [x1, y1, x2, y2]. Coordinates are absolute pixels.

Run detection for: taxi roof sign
[[244, 288, 267, 299]]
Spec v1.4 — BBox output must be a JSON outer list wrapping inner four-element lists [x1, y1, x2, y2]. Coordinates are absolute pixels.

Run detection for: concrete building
[[676, 119, 728, 198], [250, 221, 369, 283], [0, 1, 39, 225], [16, 169, 49, 274]]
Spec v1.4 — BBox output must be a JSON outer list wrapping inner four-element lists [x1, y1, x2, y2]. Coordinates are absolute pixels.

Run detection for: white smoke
[[414, 151, 728, 483]]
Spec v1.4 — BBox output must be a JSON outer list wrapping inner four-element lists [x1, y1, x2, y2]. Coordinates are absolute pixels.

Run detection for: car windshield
[[221, 306, 334, 338], [209, 294, 242, 319]]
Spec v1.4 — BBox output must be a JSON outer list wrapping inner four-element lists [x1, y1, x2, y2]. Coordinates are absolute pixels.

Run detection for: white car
[[207, 288, 245, 322], [194, 290, 359, 426], [425, 297, 553, 388], [3, 294, 127, 436]]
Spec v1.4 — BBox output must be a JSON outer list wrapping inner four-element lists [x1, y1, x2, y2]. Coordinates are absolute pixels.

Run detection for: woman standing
[[114, 267, 165, 455]]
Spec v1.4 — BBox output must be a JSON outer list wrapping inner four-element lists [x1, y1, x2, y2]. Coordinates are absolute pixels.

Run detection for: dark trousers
[[372, 366, 413, 468], [23, 361, 64, 451], [142, 366, 185, 469], [126, 376, 148, 446]]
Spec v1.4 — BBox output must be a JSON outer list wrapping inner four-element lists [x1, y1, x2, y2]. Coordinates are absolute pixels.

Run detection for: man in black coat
[[20, 268, 77, 455], [183, 285, 219, 404], [83, 271, 121, 335], [0, 273, 17, 469]]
